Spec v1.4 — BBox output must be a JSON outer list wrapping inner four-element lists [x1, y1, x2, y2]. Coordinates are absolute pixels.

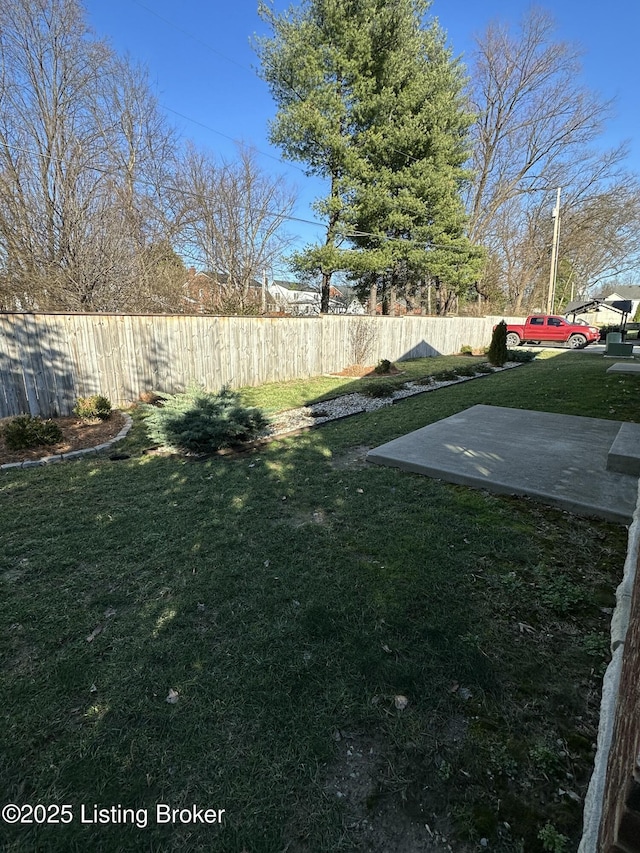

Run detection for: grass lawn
[[1, 351, 637, 852]]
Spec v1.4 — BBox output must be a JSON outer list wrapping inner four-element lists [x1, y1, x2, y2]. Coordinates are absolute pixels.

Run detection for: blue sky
[[84, 0, 640, 268]]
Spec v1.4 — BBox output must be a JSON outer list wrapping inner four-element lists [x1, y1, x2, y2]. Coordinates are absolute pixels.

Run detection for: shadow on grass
[[0, 358, 631, 851], [241, 348, 640, 434]]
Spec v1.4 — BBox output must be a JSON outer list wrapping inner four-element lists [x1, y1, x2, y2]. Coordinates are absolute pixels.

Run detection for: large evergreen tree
[[345, 11, 484, 313], [256, 0, 482, 314], [257, 0, 368, 311]]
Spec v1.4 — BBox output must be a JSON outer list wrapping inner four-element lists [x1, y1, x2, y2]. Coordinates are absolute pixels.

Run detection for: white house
[[598, 286, 640, 319], [267, 281, 365, 315]]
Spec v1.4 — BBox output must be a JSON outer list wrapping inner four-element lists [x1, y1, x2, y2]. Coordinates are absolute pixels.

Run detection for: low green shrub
[[460, 345, 474, 356], [142, 384, 268, 453], [507, 349, 536, 363], [475, 362, 496, 374], [74, 395, 112, 420], [360, 379, 397, 398], [452, 364, 478, 377], [432, 370, 460, 383], [374, 358, 393, 374], [2, 415, 63, 450]]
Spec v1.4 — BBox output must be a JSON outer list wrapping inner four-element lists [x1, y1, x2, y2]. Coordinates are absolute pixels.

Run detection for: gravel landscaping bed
[[266, 362, 523, 437]]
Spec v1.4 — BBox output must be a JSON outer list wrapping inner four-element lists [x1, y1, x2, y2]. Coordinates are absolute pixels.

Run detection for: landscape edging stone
[[0, 413, 133, 471]]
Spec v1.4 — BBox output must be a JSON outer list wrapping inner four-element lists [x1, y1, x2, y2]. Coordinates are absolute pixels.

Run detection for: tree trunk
[[321, 271, 331, 313], [368, 279, 377, 314]]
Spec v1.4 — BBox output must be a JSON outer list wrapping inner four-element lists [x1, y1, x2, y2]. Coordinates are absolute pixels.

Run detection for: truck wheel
[[568, 334, 587, 349], [506, 332, 521, 347]]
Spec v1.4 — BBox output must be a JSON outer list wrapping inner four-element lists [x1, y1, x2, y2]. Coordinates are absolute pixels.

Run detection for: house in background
[[182, 268, 273, 314], [182, 268, 213, 312], [182, 271, 367, 315], [268, 281, 365, 315], [565, 285, 640, 326]]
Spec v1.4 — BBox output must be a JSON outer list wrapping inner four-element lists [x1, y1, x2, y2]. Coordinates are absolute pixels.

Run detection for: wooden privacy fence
[[0, 312, 519, 418]]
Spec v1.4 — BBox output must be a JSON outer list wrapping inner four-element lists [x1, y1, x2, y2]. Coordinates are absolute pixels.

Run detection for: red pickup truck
[[503, 315, 601, 349]]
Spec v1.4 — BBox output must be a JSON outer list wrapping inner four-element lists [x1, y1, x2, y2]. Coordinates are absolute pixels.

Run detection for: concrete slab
[[607, 362, 640, 374], [366, 405, 639, 523], [607, 423, 640, 475]]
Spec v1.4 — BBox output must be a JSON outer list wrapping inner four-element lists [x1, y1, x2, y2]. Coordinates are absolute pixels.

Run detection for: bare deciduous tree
[[176, 144, 296, 314], [0, 0, 185, 312], [466, 8, 640, 312], [0, 0, 108, 307]]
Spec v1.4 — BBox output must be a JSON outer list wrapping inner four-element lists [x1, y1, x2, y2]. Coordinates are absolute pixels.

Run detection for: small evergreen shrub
[[2, 415, 63, 450], [374, 358, 393, 374], [453, 364, 478, 377], [74, 395, 112, 420], [142, 384, 268, 453], [360, 379, 396, 398], [475, 362, 496, 374], [487, 321, 508, 367], [460, 345, 474, 356], [432, 370, 459, 383], [507, 349, 536, 363]]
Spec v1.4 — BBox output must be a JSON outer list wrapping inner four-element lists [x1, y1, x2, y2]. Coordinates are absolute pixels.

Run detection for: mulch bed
[[0, 412, 126, 465], [332, 364, 403, 377]]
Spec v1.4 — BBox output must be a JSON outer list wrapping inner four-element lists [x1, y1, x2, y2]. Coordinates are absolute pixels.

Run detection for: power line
[[159, 104, 307, 174], [0, 136, 475, 252], [130, 0, 308, 174], [130, 0, 433, 170], [0, 138, 324, 230], [133, 0, 249, 73]]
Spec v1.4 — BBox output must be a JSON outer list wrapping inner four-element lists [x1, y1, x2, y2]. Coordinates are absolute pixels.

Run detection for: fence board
[[0, 312, 521, 418]]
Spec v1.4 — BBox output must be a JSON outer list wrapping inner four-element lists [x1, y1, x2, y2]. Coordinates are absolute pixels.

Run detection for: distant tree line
[[1, 0, 639, 316]]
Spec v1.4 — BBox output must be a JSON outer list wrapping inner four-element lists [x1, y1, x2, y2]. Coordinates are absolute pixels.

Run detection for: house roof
[[594, 285, 640, 301], [270, 280, 345, 297]]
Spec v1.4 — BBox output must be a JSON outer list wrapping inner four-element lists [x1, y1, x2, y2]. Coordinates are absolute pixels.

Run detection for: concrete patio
[[367, 404, 640, 523]]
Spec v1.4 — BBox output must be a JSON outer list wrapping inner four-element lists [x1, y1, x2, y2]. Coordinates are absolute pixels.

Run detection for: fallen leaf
[[448, 681, 460, 693], [559, 788, 581, 802], [381, 644, 393, 654], [394, 695, 409, 711], [89, 683, 98, 693], [166, 688, 179, 704], [86, 625, 102, 642], [104, 607, 117, 619]]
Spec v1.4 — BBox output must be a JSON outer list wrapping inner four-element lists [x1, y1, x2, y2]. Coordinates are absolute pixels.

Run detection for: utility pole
[[546, 187, 561, 314]]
